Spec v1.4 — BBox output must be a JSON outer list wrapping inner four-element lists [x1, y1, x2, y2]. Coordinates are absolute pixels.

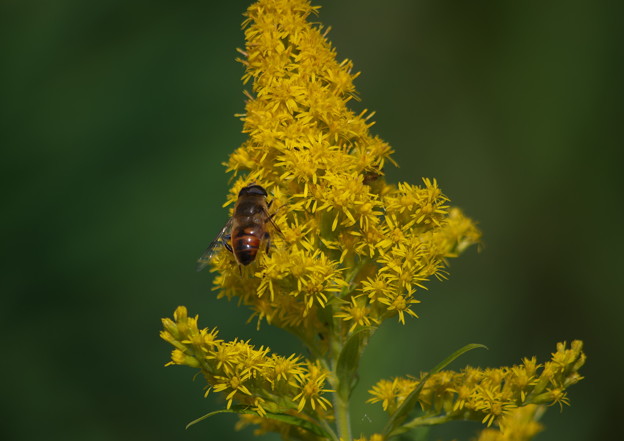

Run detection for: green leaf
[[383, 343, 488, 438], [186, 405, 333, 439], [336, 326, 373, 399]]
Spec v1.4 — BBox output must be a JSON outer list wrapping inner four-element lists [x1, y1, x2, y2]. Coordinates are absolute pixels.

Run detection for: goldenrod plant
[[160, 1, 585, 440]]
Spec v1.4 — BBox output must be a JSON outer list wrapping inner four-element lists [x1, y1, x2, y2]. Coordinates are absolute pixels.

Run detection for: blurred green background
[[2, 0, 621, 440]]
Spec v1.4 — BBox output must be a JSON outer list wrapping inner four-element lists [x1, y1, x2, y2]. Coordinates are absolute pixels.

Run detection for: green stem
[[333, 388, 352, 441], [329, 258, 372, 441], [312, 413, 340, 441], [329, 327, 352, 440]]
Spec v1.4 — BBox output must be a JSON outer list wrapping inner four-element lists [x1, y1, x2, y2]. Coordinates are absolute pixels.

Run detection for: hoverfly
[[196, 184, 281, 271]]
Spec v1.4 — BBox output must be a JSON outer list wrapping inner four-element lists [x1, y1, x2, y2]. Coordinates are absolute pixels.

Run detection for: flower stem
[[329, 321, 352, 441], [333, 388, 352, 441]]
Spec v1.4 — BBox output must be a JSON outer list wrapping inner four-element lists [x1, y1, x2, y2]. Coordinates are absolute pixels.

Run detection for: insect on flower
[[196, 184, 281, 271]]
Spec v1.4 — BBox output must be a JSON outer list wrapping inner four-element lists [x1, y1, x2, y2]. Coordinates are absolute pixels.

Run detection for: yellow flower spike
[[161, 2, 584, 440], [368, 342, 584, 434]]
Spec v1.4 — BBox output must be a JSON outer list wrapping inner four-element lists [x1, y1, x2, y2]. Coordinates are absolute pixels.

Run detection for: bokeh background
[[2, 0, 622, 440]]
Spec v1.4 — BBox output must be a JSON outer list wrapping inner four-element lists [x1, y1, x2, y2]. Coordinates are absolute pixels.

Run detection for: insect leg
[[264, 232, 271, 256], [223, 235, 233, 253], [264, 208, 284, 237]]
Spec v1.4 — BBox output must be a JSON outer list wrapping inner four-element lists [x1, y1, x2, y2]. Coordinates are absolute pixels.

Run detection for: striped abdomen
[[231, 226, 262, 265]]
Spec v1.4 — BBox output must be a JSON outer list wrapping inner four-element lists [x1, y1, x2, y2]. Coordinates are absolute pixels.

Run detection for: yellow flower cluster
[[211, 0, 480, 352], [474, 405, 544, 441], [368, 341, 585, 430], [161, 306, 332, 418]]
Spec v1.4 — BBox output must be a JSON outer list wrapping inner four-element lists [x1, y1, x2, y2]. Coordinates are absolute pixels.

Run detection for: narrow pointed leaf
[[186, 405, 333, 439], [336, 327, 373, 398], [384, 343, 487, 437]]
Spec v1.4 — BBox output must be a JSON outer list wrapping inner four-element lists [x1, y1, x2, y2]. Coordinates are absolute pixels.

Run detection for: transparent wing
[[196, 217, 233, 272]]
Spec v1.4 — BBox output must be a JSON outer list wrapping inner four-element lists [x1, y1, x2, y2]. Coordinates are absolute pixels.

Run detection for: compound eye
[[239, 184, 268, 197]]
